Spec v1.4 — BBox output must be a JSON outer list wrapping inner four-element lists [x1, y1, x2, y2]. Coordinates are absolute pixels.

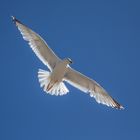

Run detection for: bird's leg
[[47, 84, 53, 91], [47, 80, 58, 91]]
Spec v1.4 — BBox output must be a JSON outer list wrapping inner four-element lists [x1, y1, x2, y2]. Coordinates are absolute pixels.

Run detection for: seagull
[[12, 16, 124, 109]]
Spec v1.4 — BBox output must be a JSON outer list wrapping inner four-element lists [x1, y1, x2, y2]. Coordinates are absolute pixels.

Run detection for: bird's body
[[43, 59, 71, 92], [12, 16, 124, 109], [50, 59, 70, 83]]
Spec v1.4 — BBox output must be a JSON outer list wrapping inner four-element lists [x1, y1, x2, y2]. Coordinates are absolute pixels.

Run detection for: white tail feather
[[38, 69, 69, 96]]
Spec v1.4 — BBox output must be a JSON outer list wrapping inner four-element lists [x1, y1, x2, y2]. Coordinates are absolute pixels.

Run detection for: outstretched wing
[[64, 67, 123, 109], [12, 16, 60, 71]]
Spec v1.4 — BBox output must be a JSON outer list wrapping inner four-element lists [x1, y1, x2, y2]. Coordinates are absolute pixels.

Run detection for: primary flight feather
[[12, 16, 124, 109]]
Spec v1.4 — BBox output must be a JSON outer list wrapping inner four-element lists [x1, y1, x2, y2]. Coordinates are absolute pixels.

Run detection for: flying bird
[[12, 16, 124, 109]]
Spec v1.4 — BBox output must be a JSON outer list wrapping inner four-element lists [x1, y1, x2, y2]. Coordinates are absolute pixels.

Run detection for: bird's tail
[[38, 69, 69, 96]]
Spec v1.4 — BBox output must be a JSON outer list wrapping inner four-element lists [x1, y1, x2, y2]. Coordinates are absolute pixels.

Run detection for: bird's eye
[[68, 58, 72, 63]]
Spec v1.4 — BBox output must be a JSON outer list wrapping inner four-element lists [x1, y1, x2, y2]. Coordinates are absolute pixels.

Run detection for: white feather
[[38, 69, 69, 96]]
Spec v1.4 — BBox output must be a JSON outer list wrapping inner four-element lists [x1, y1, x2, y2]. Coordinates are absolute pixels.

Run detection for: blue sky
[[0, 0, 140, 139]]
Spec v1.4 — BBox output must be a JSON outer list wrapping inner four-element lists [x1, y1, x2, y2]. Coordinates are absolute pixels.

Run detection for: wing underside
[[64, 67, 123, 109], [12, 16, 60, 71]]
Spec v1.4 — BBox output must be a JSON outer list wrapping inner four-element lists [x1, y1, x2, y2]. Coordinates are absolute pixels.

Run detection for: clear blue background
[[0, 0, 140, 139]]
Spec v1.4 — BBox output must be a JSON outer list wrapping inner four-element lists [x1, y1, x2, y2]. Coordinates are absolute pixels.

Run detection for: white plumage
[[12, 16, 124, 109], [38, 69, 69, 95]]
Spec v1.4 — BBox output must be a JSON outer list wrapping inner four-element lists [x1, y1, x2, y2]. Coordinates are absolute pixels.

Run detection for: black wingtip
[[113, 98, 124, 110], [11, 16, 22, 24], [11, 16, 16, 23]]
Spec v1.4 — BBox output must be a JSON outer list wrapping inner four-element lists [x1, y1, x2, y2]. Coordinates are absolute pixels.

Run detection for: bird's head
[[65, 58, 73, 64]]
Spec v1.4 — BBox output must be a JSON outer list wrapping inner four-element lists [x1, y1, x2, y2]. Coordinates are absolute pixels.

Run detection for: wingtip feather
[[11, 16, 22, 24], [113, 98, 124, 110]]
